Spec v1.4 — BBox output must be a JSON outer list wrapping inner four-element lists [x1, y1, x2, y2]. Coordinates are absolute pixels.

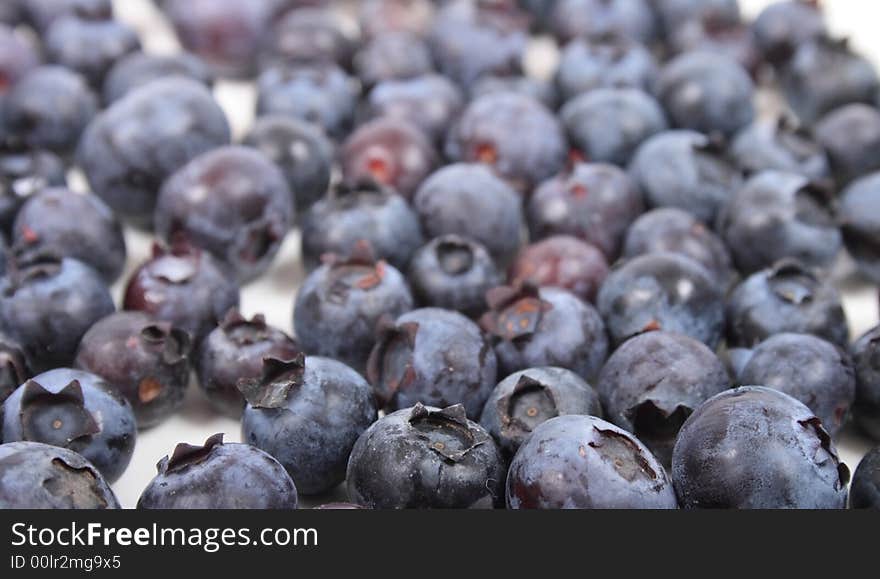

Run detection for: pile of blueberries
[[1, 0, 880, 510]]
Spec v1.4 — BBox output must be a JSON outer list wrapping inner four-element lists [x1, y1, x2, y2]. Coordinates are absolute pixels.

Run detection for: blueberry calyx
[[626, 399, 692, 448], [160, 432, 225, 475], [3, 251, 63, 293], [408, 403, 488, 463], [19, 379, 100, 446], [367, 319, 419, 406], [322, 241, 388, 297], [496, 375, 559, 439], [767, 259, 818, 304], [46, 457, 110, 508], [0, 338, 28, 390], [797, 415, 851, 489], [480, 283, 552, 342], [590, 426, 659, 484], [139, 322, 192, 366], [237, 354, 306, 409], [148, 240, 201, 284], [434, 237, 475, 275], [218, 309, 272, 346]]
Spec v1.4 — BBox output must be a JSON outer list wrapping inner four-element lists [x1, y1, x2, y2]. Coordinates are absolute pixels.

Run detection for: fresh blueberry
[[554, 37, 658, 103], [850, 446, 880, 509], [102, 51, 213, 104], [506, 414, 678, 509], [672, 386, 849, 509], [667, 15, 759, 75], [654, 0, 741, 35], [20, 0, 113, 33], [368, 307, 497, 417], [509, 236, 609, 303], [0, 441, 119, 508], [729, 116, 830, 181], [751, 0, 827, 66], [0, 147, 66, 237], [0, 331, 29, 405], [839, 172, 880, 283], [548, 0, 658, 45], [263, 7, 354, 71], [470, 74, 559, 110], [814, 103, 880, 186], [347, 403, 505, 508], [138, 433, 298, 509], [2, 368, 136, 482], [358, 0, 435, 40], [241, 355, 377, 494], [850, 325, 880, 440], [354, 32, 434, 88], [44, 16, 140, 88], [0, 24, 39, 98]]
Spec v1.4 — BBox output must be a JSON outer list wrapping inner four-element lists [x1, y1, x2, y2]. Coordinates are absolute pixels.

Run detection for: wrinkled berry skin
[[597, 253, 724, 349], [347, 404, 505, 508], [850, 326, 880, 440], [725, 260, 848, 348], [354, 32, 433, 88], [555, 37, 657, 103], [294, 254, 413, 373], [738, 333, 855, 436], [471, 75, 559, 110], [242, 356, 377, 495], [123, 241, 240, 343], [0, 149, 67, 237], [242, 116, 333, 215], [0, 331, 29, 404], [509, 236, 609, 303], [840, 172, 880, 283], [655, 51, 755, 138], [672, 387, 849, 509], [751, 0, 826, 66], [718, 171, 841, 275], [562, 88, 668, 167], [598, 331, 729, 466], [0, 441, 119, 509], [138, 435, 298, 509], [623, 208, 734, 287], [814, 104, 880, 187], [528, 163, 643, 261], [730, 117, 830, 181], [446, 92, 567, 192], [368, 308, 497, 418], [44, 16, 140, 88], [4, 65, 98, 155], [256, 64, 357, 141], [77, 78, 231, 227], [197, 311, 298, 418], [301, 184, 424, 272], [264, 7, 354, 70], [413, 163, 524, 262], [12, 187, 126, 283], [2, 368, 136, 482], [102, 51, 213, 104], [155, 146, 293, 283], [407, 235, 501, 318], [629, 130, 741, 225], [480, 366, 602, 457], [0, 256, 114, 373], [75, 311, 192, 429], [850, 447, 880, 509], [341, 117, 439, 200], [507, 415, 678, 509], [481, 285, 608, 381], [548, 0, 657, 45]]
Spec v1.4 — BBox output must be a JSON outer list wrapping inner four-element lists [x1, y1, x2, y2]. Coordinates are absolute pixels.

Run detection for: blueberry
[[241, 355, 377, 494], [368, 307, 497, 417], [0, 331, 29, 404], [654, 0, 741, 35], [358, 0, 435, 40], [561, 87, 668, 167], [0, 441, 119, 508], [554, 37, 658, 103], [347, 403, 505, 508], [2, 368, 136, 482], [102, 51, 213, 104], [354, 32, 434, 88], [597, 331, 729, 465], [77, 77, 231, 227], [446, 92, 567, 192], [528, 162, 643, 261], [341, 117, 439, 200], [718, 171, 841, 274], [725, 260, 849, 348], [197, 310, 298, 418], [413, 163, 524, 262], [407, 235, 502, 318], [548, 0, 658, 45], [729, 116, 830, 181], [300, 182, 424, 272], [263, 7, 354, 70], [138, 433, 298, 509], [597, 252, 724, 348], [655, 51, 755, 138], [672, 386, 849, 509], [481, 284, 608, 380], [629, 130, 742, 224], [155, 145, 293, 283], [622, 208, 734, 287], [256, 64, 358, 141], [11, 187, 126, 283], [781, 37, 879, 125], [850, 326, 880, 440], [850, 447, 880, 509], [3, 65, 97, 155], [0, 255, 114, 373], [751, 0, 826, 66], [506, 414, 678, 509], [74, 311, 191, 429], [362, 74, 464, 145], [480, 366, 602, 457], [44, 16, 140, 88], [840, 172, 880, 283], [123, 239, 240, 343], [814, 103, 880, 186], [20, 0, 112, 33], [509, 236, 609, 303], [294, 244, 413, 373], [0, 147, 66, 237], [667, 15, 759, 75], [0, 24, 39, 97], [470, 74, 559, 110]]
